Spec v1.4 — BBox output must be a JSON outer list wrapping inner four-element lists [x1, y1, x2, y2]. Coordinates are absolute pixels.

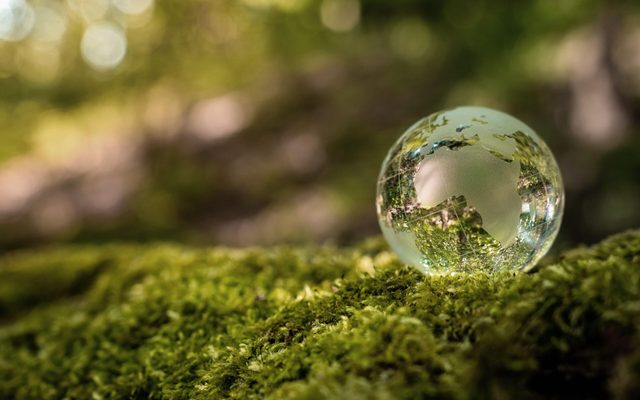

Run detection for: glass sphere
[[376, 106, 564, 274]]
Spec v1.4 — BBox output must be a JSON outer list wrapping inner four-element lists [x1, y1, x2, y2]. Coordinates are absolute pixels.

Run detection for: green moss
[[1, 231, 639, 399]]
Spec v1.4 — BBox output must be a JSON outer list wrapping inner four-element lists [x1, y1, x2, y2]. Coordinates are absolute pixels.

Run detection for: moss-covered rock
[[1, 231, 639, 399]]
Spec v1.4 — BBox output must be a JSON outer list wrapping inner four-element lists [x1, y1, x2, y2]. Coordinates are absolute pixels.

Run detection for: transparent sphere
[[376, 106, 564, 274]]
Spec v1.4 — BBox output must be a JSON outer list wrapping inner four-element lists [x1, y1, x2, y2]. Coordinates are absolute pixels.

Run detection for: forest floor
[[1, 230, 639, 399]]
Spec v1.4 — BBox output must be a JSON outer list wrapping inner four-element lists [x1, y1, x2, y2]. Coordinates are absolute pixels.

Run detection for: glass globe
[[376, 106, 564, 274]]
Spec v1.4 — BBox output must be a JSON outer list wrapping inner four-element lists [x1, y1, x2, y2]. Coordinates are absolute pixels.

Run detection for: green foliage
[[1, 230, 639, 399]]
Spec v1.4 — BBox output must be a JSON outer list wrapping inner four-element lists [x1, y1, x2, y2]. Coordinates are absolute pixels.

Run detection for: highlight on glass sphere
[[376, 106, 564, 274]]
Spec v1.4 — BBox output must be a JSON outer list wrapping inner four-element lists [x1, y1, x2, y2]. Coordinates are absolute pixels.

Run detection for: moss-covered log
[[1, 231, 639, 399]]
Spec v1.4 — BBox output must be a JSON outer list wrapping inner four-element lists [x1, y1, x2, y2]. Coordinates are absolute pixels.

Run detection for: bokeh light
[[0, 0, 35, 42], [112, 0, 153, 15], [80, 21, 127, 71], [389, 18, 432, 60], [31, 5, 67, 43], [320, 0, 360, 32], [0, 1, 638, 249], [66, 0, 109, 22]]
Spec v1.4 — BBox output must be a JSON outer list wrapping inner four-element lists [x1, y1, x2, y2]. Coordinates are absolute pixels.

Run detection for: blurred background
[[0, 0, 639, 251]]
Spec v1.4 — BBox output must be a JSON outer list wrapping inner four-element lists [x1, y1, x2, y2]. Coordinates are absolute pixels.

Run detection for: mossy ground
[[1, 231, 639, 399]]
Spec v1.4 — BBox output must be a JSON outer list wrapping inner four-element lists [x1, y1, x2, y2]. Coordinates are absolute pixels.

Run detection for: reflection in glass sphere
[[376, 106, 564, 274], [80, 22, 127, 71]]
